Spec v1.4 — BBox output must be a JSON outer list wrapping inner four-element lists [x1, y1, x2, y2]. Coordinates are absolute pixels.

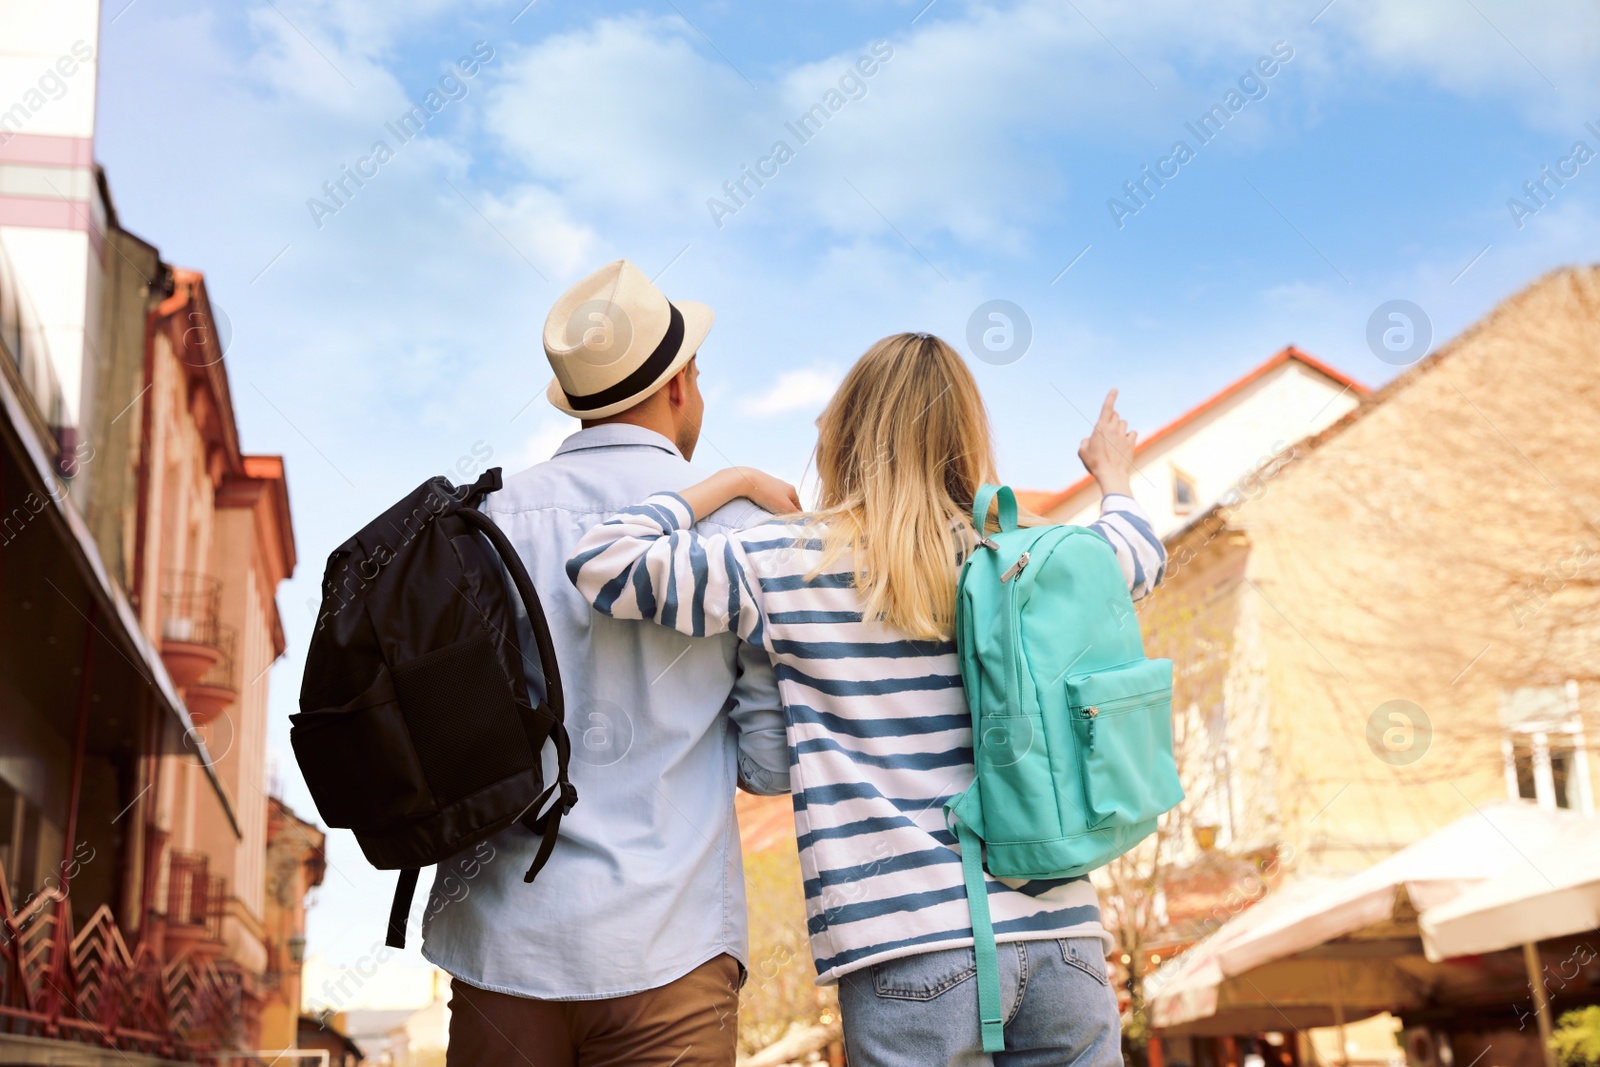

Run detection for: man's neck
[[583, 406, 682, 452]]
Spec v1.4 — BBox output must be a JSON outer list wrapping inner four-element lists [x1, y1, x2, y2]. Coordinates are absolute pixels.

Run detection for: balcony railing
[[197, 625, 237, 690], [159, 571, 224, 689], [166, 851, 226, 944], [0, 876, 243, 1057], [187, 625, 239, 724], [160, 570, 222, 646]]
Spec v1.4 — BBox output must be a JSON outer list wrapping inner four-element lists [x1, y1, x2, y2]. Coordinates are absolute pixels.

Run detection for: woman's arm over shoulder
[[566, 469, 800, 646], [566, 491, 755, 642]]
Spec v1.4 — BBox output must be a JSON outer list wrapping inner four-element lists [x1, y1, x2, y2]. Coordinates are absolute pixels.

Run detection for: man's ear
[[665, 358, 695, 409]]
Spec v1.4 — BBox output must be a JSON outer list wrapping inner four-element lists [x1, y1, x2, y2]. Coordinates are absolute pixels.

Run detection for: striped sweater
[[567, 491, 1167, 983]]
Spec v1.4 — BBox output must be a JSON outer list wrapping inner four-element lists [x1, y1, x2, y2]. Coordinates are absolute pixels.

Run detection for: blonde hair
[[810, 333, 998, 640]]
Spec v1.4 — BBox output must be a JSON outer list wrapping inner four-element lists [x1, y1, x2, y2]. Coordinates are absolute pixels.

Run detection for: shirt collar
[[552, 423, 684, 460]]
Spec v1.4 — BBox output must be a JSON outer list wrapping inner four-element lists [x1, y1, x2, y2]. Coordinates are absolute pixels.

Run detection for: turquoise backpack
[[945, 485, 1184, 1052]]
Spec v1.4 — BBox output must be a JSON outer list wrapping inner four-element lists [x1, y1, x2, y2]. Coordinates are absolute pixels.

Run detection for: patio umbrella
[[1418, 813, 1600, 1067], [1146, 876, 1344, 1031], [1147, 801, 1584, 1043], [1418, 814, 1600, 960]]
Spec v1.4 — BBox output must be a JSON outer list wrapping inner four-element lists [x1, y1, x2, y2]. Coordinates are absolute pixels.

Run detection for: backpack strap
[[955, 819, 1005, 1053], [457, 466, 504, 509], [972, 484, 1018, 535], [516, 720, 575, 882], [520, 779, 568, 883], [456, 506, 579, 879], [386, 868, 421, 949]]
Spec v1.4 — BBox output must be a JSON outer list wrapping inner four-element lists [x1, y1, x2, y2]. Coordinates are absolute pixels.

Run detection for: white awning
[[1419, 813, 1600, 961], [1147, 801, 1585, 1031], [1214, 801, 1581, 977]]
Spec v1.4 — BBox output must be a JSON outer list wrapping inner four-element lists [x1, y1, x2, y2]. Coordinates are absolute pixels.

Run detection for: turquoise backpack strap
[[971, 484, 1018, 536], [952, 495, 1011, 1053], [955, 818, 1005, 1053]]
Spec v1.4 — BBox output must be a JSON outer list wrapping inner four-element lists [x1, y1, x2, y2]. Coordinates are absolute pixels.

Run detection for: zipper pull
[[1085, 705, 1098, 751], [1000, 551, 1030, 583]]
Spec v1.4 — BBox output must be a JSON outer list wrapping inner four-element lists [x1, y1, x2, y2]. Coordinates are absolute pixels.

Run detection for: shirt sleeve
[[565, 491, 769, 649], [1085, 493, 1167, 601], [725, 641, 790, 796]]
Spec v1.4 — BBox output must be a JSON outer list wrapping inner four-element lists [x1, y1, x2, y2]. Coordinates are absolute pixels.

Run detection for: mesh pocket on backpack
[[391, 632, 536, 805]]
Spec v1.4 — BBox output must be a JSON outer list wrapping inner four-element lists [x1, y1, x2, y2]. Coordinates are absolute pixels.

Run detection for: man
[[423, 260, 790, 1066]]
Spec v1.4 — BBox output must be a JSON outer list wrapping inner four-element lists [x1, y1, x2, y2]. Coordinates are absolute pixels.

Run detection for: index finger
[[1097, 388, 1119, 424]]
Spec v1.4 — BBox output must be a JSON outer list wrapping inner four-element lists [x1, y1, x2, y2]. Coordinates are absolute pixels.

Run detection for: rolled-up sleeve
[[725, 641, 790, 796]]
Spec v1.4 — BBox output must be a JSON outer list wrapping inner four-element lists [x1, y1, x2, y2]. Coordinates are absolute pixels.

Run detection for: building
[[1148, 267, 1599, 867], [0, 3, 311, 1061], [1132, 266, 1600, 1057], [298, 1014, 366, 1067], [0, 0, 102, 441], [340, 976, 450, 1067], [263, 799, 327, 1051], [1018, 347, 1367, 536]]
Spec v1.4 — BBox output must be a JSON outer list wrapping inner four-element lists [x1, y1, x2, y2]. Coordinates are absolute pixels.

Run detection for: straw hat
[[543, 259, 713, 419]]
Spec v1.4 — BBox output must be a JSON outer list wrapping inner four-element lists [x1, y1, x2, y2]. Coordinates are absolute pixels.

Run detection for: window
[[1173, 469, 1197, 515], [0, 780, 52, 906], [1551, 745, 1575, 810], [1500, 684, 1593, 814], [1511, 738, 1538, 801]]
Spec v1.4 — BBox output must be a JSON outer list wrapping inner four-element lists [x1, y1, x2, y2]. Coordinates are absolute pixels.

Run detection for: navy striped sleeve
[[567, 492, 769, 650], [1087, 494, 1167, 601]]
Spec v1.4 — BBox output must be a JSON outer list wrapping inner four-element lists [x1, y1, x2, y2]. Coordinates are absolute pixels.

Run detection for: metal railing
[[160, 570, 223, 648], [167, 851, 227, 942], [196, 625, 239, 691]]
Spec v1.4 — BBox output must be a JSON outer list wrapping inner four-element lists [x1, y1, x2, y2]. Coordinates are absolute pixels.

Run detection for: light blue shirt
[[419, 424, 790, 1000]]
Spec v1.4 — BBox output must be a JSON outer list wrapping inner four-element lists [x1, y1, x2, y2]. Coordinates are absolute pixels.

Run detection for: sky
[[91, 0, 1600, 999]]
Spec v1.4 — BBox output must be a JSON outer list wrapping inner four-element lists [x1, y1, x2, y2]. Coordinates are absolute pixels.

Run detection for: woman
[[567, 333, 1165, 1065]]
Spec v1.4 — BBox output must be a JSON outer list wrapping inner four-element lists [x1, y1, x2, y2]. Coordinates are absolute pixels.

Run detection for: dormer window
[[1173, 469, 1196, 515]]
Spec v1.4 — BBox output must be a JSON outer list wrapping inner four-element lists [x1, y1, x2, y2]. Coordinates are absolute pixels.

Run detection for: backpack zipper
[[1075, 692, 1157, 717], [1000, 552, 1030, 583], [1077, 691, 1163, 751]]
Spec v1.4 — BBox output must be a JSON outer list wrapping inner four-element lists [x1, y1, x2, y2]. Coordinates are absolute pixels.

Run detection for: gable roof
[[1021, 346, 1369, 516], [1165, 265, 1599, 551]]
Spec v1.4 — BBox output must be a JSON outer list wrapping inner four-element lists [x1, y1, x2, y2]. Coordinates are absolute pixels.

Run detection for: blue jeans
[[837, 938, 1122, 1067]]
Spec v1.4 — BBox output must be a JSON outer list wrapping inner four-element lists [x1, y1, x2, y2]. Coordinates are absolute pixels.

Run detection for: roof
[[298, 1015, 365, 1058], [1165, 265, 1597, 551], [1021, 346, 1369, 516]]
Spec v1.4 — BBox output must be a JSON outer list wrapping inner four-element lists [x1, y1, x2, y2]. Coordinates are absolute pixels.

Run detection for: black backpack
[[292, 467, 575, 948]]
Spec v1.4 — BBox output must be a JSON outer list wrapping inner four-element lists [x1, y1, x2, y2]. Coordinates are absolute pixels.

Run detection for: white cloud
[[485, 15, 759, 218], [1315, 0, 1600, 132], [466, 183, 601, 281], [741, 365, 841, 415], [515, 412, 580, 469], [474, 0, 1598, 258]]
